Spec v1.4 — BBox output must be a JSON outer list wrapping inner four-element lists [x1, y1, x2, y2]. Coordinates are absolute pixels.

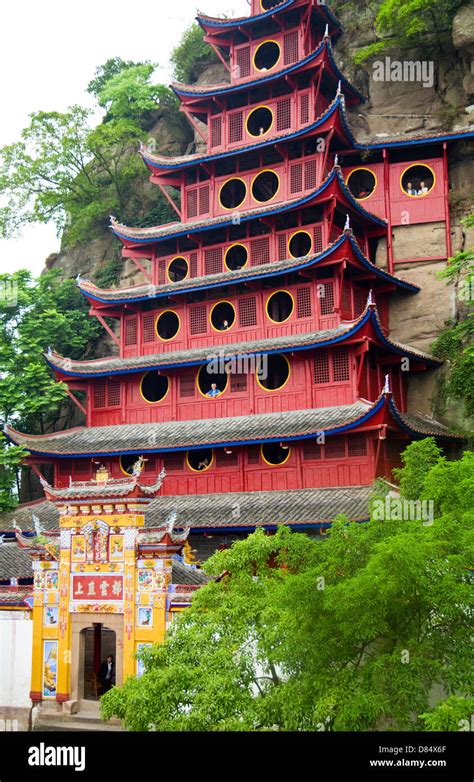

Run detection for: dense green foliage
[[345, 0, 466, 63], [432, 240, 474, 419], [171, 23, 219, 83], [102, 442, 473, 732], [0, 270, 100, 509], [0, 58, 182, 247]]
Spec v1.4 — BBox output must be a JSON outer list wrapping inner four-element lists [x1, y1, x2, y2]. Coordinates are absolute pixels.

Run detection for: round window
[[347, 168, 377, 200], [210, 301, 236, 331], [252, 170, 280, 203], [140, 372, 169, 404], [120, 455, 143, 476], [246, 106, 274, 137], [257, 353, 290, 391], [288, 230, 313, 259], [219, 178, 247, 210], [225, 244, 248, 271], [187, 448, 213, 472], [254, 41, 281, 72], [266, 291, 294, 323], [401, 164, 435, 197], [198, 365, 228, 398], [261, 443, 291, 466], [156, 311, 180, 341], [167, 257, 188, 282]]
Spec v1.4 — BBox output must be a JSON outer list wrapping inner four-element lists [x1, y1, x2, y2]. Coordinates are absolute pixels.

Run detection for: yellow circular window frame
[[288, 229, 313, 259], [224, 243, 249, 271], [186, 449, 214, 473], [197, 364, 230, 400], [253, 39, 282, 73], [139, 371, 170, 405], [246, 105, 275, 139], [400, 163, 436, 199], [256, 353, 291, 393], [251, 169, 281, 204], [345, 167, 378, 202], [218, 177, 248, 211], [156, 309, 181, 342], [266, 289, 295, 324], [260, 443, 292, 467], [119, 455, 143, 477], [209, 299, 237, 333], [166, 256, 189, 283]]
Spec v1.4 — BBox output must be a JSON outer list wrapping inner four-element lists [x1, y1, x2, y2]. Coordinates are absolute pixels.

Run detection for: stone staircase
[[32, 700, 123, 732]]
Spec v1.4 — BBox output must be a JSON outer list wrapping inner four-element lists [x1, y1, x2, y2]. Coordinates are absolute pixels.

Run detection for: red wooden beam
[[130, 256, 152, 283], [157, 182, 181, 220], [66, 388, 87, 417], [90, 311, 120, 348]]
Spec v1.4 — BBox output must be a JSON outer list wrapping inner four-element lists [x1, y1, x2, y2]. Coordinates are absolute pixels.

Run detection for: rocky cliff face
[[45, 8, 473, 430]]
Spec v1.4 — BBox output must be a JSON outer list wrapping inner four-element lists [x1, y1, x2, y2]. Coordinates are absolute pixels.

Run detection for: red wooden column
[[383, 148, 394, 274], [442, 141, 452, 259]]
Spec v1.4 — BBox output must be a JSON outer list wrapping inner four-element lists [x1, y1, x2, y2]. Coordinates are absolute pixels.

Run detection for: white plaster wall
[[0, 616, 32, 708]]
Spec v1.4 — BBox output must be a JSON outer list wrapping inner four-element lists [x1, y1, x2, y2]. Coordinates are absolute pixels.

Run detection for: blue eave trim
[[48, 307, 438, 379], [8, 396, 387, 459], [173, 40, 364, 103], [111, 168, 387, 246], [187, 521, 346, 533]]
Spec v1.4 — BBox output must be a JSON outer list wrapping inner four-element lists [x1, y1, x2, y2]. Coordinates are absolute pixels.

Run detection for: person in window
[[220, 319, 230, 330], [197, 457, 210, 471], [206, 383, 221, 397], [405, 181, 417, 196], [358, 188, 371, 198], [418, 180, 429, 195]]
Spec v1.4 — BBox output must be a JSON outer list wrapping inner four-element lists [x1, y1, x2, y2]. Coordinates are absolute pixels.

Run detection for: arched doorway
[[80, 625, 116, 701], [71, 613, 123, 703]]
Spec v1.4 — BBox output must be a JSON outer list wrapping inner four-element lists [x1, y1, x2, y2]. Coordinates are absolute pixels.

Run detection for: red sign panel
[[72, 575, 123, 601]]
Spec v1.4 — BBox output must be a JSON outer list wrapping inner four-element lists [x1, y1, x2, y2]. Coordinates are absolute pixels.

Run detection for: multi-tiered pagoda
[[2, 0, 470, 706]]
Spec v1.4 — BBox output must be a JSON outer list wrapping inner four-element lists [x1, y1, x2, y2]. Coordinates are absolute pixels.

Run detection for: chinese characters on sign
[[71, 575, 123, 601]]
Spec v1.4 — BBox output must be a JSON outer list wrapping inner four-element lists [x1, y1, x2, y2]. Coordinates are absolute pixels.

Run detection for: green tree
[[171, 23, 219, 83], [0, 107, 144, 243], [102, 443, 473, 732], [0, 270, 101, 507], [87, 57, 145, 104], [392, 437, 442, 499], [97, 64, 177, 126], [352, 0, 466, 63]]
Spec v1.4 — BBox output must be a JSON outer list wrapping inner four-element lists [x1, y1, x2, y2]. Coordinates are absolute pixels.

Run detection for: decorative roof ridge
[[110, 165, 386, 245], [171, 39, 364, 103]]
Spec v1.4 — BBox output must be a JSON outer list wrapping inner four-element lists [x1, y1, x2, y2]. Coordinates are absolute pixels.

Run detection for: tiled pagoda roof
[[46, 305, 440, 380], [196, 1, 342, 35], [145, 485, 372, 529], [0, 501, 59, 534], [0, 541, 35, 580], [80, 232, 419, 305], [140, 95, 345, 173], [110, 167, 386, 247], [4, 394, 461, 459], [41, 470, 166, 501], [171, 39, 365, 104], [0, 586, 33, 607]]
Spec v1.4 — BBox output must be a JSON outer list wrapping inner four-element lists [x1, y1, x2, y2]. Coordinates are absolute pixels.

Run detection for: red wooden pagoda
[[6, 0, 469, 542]]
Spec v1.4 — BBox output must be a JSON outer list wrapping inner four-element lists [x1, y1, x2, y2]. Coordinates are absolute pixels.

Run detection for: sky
[[0, 0, 249, 277]]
